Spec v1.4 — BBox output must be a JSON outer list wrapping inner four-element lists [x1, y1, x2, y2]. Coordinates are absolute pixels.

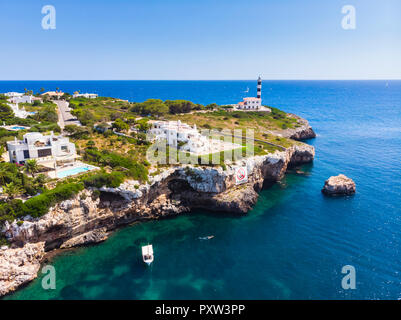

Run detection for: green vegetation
[[0, 182, 84, 224], [0, 163, 75, 226], [130, 99, 169, 116], [83, 148, 148, 182], [164, 108, 298, 148], [29, 122, 61, 133], [112, 118, 129, 132], [0, 128, 18, 148], [0, 103, 14, 121], [68, 96, 205, 123], [0, 162, 46, 196], [164, 100, 203, 114], [23, 159, 39, 178], [64, 125, 90, 139], [83, 171, 125, 188], [69, 97, 132, 125], [24, 182, 83, 218], [130, 99, 203, 116], [32, 106, 58, 123]]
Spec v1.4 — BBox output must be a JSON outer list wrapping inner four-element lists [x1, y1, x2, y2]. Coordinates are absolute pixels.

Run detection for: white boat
[[142, 244, 154, 266]]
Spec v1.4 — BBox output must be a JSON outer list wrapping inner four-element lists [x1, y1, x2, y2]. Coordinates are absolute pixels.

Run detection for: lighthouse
[[236, 76, 263, 110], [257, 76, 262, 99]]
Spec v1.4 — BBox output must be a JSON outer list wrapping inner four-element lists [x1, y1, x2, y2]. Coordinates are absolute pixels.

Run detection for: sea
[[1, 80, 401, 299]]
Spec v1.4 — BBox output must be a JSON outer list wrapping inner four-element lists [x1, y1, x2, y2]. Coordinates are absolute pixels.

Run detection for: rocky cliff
[[271, 114, 316, 140], [0, 242, 45, 296], [0, 142, 314, 297]]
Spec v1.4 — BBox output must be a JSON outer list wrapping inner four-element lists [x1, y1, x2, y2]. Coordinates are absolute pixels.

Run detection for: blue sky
[[0, 0, 400, 80]]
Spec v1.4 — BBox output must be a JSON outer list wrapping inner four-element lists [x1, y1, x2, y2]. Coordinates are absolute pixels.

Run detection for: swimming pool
[[10, 126, 28, 130], [56, 165, 97, 178]]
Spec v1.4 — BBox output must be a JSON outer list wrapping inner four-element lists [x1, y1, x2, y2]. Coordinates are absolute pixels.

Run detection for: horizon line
[[0, 79, 400, 82]]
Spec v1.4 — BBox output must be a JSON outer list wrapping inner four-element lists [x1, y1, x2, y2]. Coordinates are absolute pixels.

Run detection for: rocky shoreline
[[270, 114, 316, 140], [0, 129, 315, 297]]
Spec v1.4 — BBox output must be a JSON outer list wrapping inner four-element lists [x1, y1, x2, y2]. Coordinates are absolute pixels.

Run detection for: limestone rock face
[[0, 242, 45, 297], [60, 228, 108, 248], [322, 174, 356, 195]]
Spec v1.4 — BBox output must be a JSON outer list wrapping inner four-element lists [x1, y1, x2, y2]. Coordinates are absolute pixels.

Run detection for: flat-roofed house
[[73, 92, 98, 99], [4, 92, 24, 98], [237, 97, 262, 110], [7, 132, 76, 165], [9, 95, 34, 104]]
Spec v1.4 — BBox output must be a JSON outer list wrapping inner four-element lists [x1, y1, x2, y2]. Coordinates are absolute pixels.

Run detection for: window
[[61, 145, 69, 152], [23, 150, 30, 159], [38, 148, 52, 157]]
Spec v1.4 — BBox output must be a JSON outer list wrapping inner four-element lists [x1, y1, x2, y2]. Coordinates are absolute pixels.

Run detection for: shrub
[[112, 118, 129, 132], [33, 105, 58, 123], [83, 172, 124, 188], [24, 182, 84, 218], [130, 99, 168, 116], [83, 149, 148, 182], [29, 122, 61, 133], [165, 100, 198, 114], [0, 103, 14, 121], [0, 199, 27, 224]]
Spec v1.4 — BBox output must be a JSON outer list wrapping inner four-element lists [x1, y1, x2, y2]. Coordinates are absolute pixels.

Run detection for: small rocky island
[[322, 174, 356, 196]]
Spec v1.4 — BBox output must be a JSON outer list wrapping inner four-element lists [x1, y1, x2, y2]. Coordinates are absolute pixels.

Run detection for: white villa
[[9, 95, 33, 104], [7, 132, 77, 165], [149, 120, 210, 154], [73, 92, 98, 99], [237, 97, 262, 110], [4, 92, 42, 104], [4, 92, 23, 98], [2, 92, 41, 118]]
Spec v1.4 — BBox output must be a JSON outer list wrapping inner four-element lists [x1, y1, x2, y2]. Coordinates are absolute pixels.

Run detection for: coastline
[[0, 118, 315, 297]]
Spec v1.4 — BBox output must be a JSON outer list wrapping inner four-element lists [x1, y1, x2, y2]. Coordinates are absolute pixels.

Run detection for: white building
[[237, 97, 262, 110], [9, 95, 34, 104], [7, 132, 76, 165], [10, 103, 33, 118], [4, 92, 24, 98], [73, 93, 98, 99], [149, 120, 210, 154]]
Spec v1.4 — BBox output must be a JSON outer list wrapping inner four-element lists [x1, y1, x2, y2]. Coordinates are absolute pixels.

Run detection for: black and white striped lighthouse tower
[[257, 76, 262, 99]]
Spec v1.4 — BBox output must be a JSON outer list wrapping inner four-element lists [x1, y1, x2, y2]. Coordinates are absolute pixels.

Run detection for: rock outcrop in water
[[0, 142, 315, 297], [322, 174, 356, 196]]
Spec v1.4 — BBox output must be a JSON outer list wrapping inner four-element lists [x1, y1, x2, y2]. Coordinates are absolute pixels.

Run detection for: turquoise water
[[56, 165, 96, 178], [10, 126, 27, 130], [1, 80, 401, 299]]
